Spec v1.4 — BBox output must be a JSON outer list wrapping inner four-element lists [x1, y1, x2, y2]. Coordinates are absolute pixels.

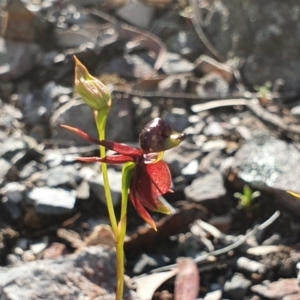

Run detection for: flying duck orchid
[[62, 118, 185, 230]]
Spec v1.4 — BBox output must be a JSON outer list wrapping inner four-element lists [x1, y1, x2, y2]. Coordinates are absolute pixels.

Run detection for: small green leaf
[[118, 162, 135, 237], [234, 185, 261, 210], [122, 162, 135, 199]]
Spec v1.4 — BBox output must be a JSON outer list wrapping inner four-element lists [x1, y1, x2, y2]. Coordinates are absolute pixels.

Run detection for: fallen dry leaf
[[174, 258, 200, 300], [79, 224, 115, 250], [134, 270, 178, 300]]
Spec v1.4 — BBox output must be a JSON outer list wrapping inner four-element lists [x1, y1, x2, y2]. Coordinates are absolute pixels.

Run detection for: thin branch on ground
[[151, 211, 280, 273]]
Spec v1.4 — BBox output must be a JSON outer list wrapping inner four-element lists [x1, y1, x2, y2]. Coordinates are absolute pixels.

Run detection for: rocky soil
[[0, 0, 300, 299]]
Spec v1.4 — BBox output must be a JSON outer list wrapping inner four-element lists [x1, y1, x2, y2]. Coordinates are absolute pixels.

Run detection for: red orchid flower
[[62, 118, 186, 230]]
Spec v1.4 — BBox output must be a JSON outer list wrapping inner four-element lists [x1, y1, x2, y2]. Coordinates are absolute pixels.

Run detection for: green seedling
[[254, 81, 272, 102], [234, 185, 261, 210]]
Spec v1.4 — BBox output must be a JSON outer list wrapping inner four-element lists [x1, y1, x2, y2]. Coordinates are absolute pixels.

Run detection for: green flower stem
[[96, 109, 118, 239], [116, 163, 135, 300]]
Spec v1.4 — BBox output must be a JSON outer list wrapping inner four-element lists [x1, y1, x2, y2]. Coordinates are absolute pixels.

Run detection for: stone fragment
[[0, 159, 12, 184], [133, 253, 170, 274], [76, 180, 90, 200], [291, 105, 300, 117], [98, 54, 154, 80], [163, 108, 190, 133], [162, 52, 195, 75], [0, 228, 19, 264], [0, 37, 40, 81], [202, 140, 227, 152], [208, 214, 232, 233], [6, 253, 22, 265], [1, 182, 26, 204], [106, 95, 134, 142], [116, 0, 155, 29], [18, 82, 58, 140], [196, 73, 229, 98], [76, 0, 127, 10], [50, 98, 98, 147], [0, 103, 22, 128], [223, 273, 251, 299], [30, 237, 48, 255], [231, 134, 300, 215], [235, 257, 266, 274], [202, 0, 300, 94], [27, 187, 76, 215], [15, 238, 28, 251], [251, 278, 300, 299], [203, 122, 224, 137], [56, 29, 96, 49], [166, 30, 204, 61], [262, 234, 282, 246], [0, 247, 139, 300], [150, 11, 182, 41], [181, 160, 199, 177], [1, 197, 22, 220], [88, 168, 121, 206], [0, 137, 27, 160], [44, 152, 66, 168], [164, 143, 201, 177], [247, 245, 279, 256], [204, 290, 222, 300], [19, 161, 40, 179], [185, 172, 226, 204], [46, 165, 78, 188], [44, 152, 75, 169]]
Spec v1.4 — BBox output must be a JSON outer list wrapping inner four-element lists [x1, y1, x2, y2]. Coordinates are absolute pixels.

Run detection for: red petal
[[130, 188, 157, 231], [145, 161, 172, 196], [131, 164, 157, 210], [99, 140, 142, 156], [76, 155, 134, 164], [130, 160, 172, 211]]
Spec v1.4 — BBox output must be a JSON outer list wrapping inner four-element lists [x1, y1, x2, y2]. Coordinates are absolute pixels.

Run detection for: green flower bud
[[74, 56, 111, 111], [139, 118, 186, 153]]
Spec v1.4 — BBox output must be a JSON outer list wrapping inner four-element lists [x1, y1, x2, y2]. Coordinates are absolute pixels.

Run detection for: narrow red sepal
[[61, 124, 102, 145], [130, 188, 157, 231], [76, 155, 134, 164], [98, 140, 142, 156]]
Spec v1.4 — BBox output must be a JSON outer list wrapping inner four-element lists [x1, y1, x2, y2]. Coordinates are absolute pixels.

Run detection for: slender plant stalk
[[74, 57, 131, 300], [116, 163, 134, 300], [96, 111, 133, 300], [96, 110, 118, 238]]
